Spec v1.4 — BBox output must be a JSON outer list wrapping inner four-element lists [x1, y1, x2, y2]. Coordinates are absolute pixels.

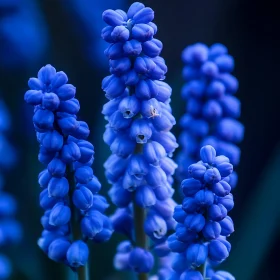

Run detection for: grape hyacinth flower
[[101, 2, 178, 279], [176, 43, 244, 187], [24, 65, 112, 279], [168, 145, 235, 279], [0, 99, 21, 280]]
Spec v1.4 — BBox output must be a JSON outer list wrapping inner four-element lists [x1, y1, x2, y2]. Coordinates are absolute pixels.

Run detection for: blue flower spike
[[0, 99, 21, 280], [168, 145, 235, 279], [177, 43, 244, 189], [24, 65, 112, 277], [102, 2, 178, 279]]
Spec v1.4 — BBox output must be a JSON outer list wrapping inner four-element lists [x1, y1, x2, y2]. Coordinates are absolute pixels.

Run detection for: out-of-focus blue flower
[[101, 2, 178, 276], [176, 43, 244, 188], [168, 145, 235, 279], [0, 98, 21, 279], [0, 0, 48, 69], [25, 65, 112, 268], [63, 0, 126, 68]]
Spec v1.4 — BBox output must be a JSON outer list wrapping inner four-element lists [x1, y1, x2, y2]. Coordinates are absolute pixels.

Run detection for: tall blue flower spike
[[101, 2, 178, 279], [168, 145, 235, 280], [176, 43, 244, 188], [0, 99, 21, 280], [0, 0, 48, 69], [24, 65, 112, 279]]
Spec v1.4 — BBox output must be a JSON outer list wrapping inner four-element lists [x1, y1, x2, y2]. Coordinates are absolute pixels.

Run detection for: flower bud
[[75, 166, 93, 184], [28, 77, 44, 90], [123, 39, 142, 56], [131, 23, 154, 42], [208, 239, 230, 262], [143, 141, 165, 165], [175, 225, 197, 243], [188, 163, 206, 179], [110, 57, 131, 75], [111, 208, 133, 238], [61, 142, 81, 163], [145, 165, 167, 187], [202, 221, 221, 240], [48, 158, 66, 177], [33, 108, 54, 129], [56, 84, 76, 101], [208, 204, 227, 221], [118, 96, 140, 118], [110, 134, 136, 158], [204, 168, 221, 184], [182, 197, 198, 213], [167, 234, 188, 253], [180, 270, 203, 280], [144, 214, 167, 240], [181, 178, 202, 196], [142, 39, 163, 57], [130, 119, 152, 143], [51, 71, 68, 89], [81, 211, 104, 239], [108, 183, 132, 208], [135, 185, 156, 207], [48, 177, 69, 198], [39, 189, 57, 210], [38, 169, 52, 188], [173, 206, 187, 223], [102, 9, 125, 26], [186, 243, 208, 267], [41, 131, 63, 152], [216, 162, 233, 177], [212, 181, 231, 197], [219, 216, 234, 236], [133, 7, 154, 24], [135, 79, 158, 100], [49, 203, 71, 226], [217, 194, 234, 211], [84, 176, 101, 194], [66, 240, 89, 267], [48, 238, 71, 262], [73, 186, 93, 210], [184, 214, 205, 233], [127, 2, 145, 18], [24, 90, 43, 105], [42, 92, 60, 111], [129, 248, 154, 273], [111, 26, 130, 42], [194, 189, 214, 207]]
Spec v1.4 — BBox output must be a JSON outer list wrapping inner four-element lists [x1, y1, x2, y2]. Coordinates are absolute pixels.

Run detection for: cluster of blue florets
[[24, 65, 112, 268], [101, 2, 178, 274], [169, 145, 235, 280], [0, 99, 21, 280], [176, 43, 244, 186]]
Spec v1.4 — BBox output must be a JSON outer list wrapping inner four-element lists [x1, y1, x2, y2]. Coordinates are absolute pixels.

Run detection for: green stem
[[68, 166, 89, 280], [133, 203, 148, 280], [197, 262, 206, 279]]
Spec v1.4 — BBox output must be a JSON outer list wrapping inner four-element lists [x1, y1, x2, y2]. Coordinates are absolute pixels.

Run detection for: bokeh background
[[0, 0, 279, 279]]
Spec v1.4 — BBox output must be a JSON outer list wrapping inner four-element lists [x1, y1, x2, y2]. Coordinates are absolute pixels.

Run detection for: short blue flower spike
[[168, 145, 235, 279], [25, 65, 112, 272]]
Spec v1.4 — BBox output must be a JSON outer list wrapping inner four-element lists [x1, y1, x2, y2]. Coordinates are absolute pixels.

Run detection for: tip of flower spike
[[200, 145, 216, 164]]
